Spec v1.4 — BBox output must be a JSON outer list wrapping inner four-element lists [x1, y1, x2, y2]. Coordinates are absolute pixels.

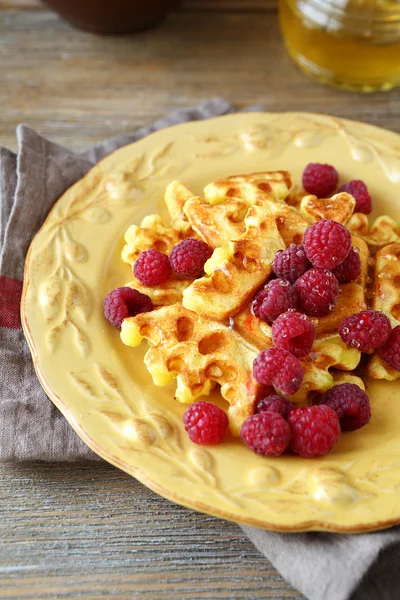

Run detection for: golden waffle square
[[164, 180, 195, 234], [125, 276, 190, 307], [371, 242, 400, 326], [122, 214, 184, 266], [300, 192, 356, 225], [182, 202, 285, 319], [120, 303, 264, 436], [203, 171, 294, 205], [265, 199, 310, 246], [347, 213, 400, 248], [184, 190, 309, 249], [183, 196, 249, 249], [368, 242, 400, 381]]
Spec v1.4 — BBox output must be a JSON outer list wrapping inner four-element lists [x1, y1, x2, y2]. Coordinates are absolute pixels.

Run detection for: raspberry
[[339, 310, 391, 352], [255, 395, 293, 419], [252, 279, 297, 324], [288, 405, 340, 458], [303, 219, 352, 270], [273, 244, 311, 283], [295, 268, 339, 316], [338, 180, 372, 214], [104, 287, 153, 328], [170, 238, 212, 278], [183, 401, 228, 445], [133, 249, 171, 286], [302, 163, 339, 197], [320, 384, 371, 431], [240, 412, 291, 456], [378, 325, 400, 371], [272, 311, 316, 358], [253, 348, 303, 396], [332, 247, 361, 283]]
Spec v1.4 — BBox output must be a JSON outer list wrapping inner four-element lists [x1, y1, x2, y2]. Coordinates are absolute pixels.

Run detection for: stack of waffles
[[119, 171, 400, 436]]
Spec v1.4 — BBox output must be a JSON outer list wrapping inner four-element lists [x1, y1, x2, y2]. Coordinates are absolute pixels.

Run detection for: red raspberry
[[170, 238, 212, 278], [288, 405, 340, 458], [339, 310, 391, 352], [303, 219, 352, 270], [332, 247, 361, 283], [272, 311, 316, 358], [134, 249, 172, 286], [320, 384, 371, 431], [240, 412, 291, 456], [252, 279, 297, 324], [273, 244, 311, 283], [255, 395, 293, 419], [338, 180, 372, 214], [253, 348, 303, 396], [302, 163, 339, 197], [104, 287, 153, 328], [378, 325, 400, 371], [183, 401, 228, 445], [295, 268, 339, 316]]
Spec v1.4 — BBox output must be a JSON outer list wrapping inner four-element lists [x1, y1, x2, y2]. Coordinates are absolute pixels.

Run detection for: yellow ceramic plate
[[22, 113, 400, 533]]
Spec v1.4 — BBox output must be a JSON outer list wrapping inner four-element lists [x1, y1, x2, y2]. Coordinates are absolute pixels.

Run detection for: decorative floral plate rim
[[22, 112, 400, 533]]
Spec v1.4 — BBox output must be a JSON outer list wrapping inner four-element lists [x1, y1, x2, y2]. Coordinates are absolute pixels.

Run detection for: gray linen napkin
[[1, 98, 400, 600]]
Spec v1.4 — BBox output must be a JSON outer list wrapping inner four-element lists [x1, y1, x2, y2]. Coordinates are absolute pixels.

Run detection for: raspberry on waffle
[[122, 213, 196, 307], [122, 214, 184, 266]]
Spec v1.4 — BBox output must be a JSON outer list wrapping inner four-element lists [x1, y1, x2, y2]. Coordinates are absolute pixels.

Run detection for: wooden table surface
[[2, 1, 400, 599]]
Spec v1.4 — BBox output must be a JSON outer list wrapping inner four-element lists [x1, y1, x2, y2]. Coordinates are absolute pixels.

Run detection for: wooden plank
[[0, 0, 39, 8], [0, 463, 304, 599], [1, 10, 399, 153], [0, 0, 277, 11]]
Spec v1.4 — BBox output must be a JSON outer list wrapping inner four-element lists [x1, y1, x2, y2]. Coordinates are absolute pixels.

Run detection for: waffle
[[203, 171, 307, 246], [122, 214, 184, 266], [203, 170, 293, 205], [300, 192, 356, 225], [183, 196, 249, 249], [347, 214, 400, 248], [182, 202, 285, 319], [121, 303, 264, 436], [184, 189, 308, 249], [125, 276, 189, 307], [121, 213, 194, 306], [367, 242, 400, 381], [164, 180, 194, 234], [121, 300, 360, 434], [118, 169, 400, 435], [370, 242, 400, 326]]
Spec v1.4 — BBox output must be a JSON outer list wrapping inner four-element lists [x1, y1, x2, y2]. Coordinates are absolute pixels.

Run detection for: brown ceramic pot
[[42, 0, 182, 34]]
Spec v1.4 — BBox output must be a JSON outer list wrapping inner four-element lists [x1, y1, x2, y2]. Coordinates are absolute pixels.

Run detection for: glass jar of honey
[[279, 0, 400, 92]]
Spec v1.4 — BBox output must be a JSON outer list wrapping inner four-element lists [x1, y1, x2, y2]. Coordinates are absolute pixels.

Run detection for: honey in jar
[[279, 0, 400, 92]]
